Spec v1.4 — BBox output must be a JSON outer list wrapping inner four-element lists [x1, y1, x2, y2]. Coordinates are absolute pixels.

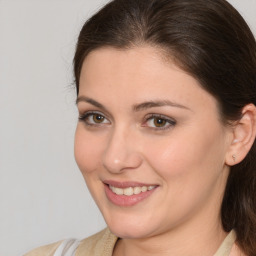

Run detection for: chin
[[103, 211, 160, 239], [108, 224, 152, 239]]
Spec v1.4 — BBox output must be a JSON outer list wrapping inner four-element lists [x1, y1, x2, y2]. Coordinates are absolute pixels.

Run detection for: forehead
[[79, 46, 218, 114], [80, 46, 170, 82]]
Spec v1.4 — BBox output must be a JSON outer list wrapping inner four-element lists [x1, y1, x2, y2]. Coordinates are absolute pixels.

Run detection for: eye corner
[[78, 111, 111, 127], [142, 113, 176, 131]]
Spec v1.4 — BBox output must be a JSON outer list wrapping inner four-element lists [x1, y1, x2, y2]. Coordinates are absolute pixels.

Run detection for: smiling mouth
[[109, 185, 156, 196], [103, 181, 158, 206]]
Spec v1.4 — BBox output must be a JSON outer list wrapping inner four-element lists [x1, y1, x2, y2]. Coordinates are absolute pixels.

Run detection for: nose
[[102, 127, 142, 173]]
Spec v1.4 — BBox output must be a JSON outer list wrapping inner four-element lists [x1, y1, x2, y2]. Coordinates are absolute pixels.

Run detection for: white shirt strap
[[53, 239, 80, 256]]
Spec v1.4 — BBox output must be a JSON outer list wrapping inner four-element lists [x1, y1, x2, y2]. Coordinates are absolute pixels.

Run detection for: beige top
[[24, 228, 236, 256]]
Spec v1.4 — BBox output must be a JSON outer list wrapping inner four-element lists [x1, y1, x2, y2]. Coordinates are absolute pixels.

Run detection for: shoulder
[[76, 228, 118, 256], [24, 228, 118, 256], [24, 240, 63, 256]]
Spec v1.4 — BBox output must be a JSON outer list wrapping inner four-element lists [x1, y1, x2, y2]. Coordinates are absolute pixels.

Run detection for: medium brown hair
[[73, 0, 256, 254]]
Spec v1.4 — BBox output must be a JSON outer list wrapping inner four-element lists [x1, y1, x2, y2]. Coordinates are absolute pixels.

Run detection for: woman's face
[[75, 46, 232, 239]]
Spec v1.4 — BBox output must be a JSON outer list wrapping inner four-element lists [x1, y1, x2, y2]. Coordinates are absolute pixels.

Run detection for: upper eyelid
[[78, 110, 176, 124], [144, 113, 176, 122], [79, 110, 104, 115], [142, 113, 176, 128], [77, 102, 113, 120], [79, 110, 111, 120], [142, 117, 176, 131], [79, 112, 111, 126]]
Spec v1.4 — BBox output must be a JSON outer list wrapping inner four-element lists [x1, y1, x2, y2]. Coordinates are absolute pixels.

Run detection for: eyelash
[[143, 114, 176, 130], [78, 111, 110, 126], [78, 112, 176, 130]]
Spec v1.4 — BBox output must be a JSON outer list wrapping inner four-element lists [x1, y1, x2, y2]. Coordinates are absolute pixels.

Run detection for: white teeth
[[133, 187, 142, 194], [123, 187, 133, 196], [141, 186, 147, 192], [109, 185, 156, 196], [115, 187, 124, 195]]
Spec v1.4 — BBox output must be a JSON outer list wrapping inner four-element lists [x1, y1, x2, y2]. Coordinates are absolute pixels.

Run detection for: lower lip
[[104, 184, 157, 207]]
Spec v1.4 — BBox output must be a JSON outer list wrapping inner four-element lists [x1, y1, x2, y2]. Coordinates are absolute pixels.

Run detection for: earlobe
[[225, 104, 256, 166]]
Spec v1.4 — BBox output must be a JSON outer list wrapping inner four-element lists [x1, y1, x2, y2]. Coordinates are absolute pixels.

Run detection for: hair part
[[74, 0, 256, 254]]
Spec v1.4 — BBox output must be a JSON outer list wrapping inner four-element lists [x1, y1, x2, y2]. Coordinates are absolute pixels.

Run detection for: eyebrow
[[133, 100, 191, 112], [76, 96, 190, 112], [76, 96, 107, 110]]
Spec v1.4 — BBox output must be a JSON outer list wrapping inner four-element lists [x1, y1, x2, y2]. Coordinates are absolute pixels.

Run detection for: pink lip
[[103, 180, 158, 207]]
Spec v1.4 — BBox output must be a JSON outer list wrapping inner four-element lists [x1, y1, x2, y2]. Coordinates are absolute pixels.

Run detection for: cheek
[[142, 126, 228, 221], [74, 127, 104, 175], [143, 124, 227, 181]]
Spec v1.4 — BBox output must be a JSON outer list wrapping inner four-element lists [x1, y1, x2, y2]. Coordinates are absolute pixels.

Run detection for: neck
[[113, 210, 228, 256]]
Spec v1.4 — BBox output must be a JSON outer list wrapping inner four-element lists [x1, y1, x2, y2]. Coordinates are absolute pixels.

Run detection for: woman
[[25, 0, 256, 255]]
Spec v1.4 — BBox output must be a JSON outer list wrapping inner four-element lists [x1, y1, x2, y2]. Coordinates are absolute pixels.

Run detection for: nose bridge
[[102, 124, 142, 173]]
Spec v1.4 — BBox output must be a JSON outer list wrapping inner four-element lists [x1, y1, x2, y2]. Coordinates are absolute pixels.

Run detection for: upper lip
[[103, 180, 158, 188]]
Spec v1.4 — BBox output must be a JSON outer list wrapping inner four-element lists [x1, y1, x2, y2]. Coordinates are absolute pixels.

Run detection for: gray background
[[0, 1, 255, 255]]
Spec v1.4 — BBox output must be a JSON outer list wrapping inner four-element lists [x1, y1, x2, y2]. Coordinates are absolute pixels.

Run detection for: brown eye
[[144, 114, 176, 130], [153, 118, 167, 127], [79, 112, 110, 126], [93, 114, 105, 123]]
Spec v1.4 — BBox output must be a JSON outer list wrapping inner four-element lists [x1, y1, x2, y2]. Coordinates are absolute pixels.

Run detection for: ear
[[225, 104, 256, 166]]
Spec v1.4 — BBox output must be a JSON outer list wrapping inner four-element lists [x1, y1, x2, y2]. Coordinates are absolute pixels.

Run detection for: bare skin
[[75, 46, 255, 256], [230, 244, 246, 256]]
